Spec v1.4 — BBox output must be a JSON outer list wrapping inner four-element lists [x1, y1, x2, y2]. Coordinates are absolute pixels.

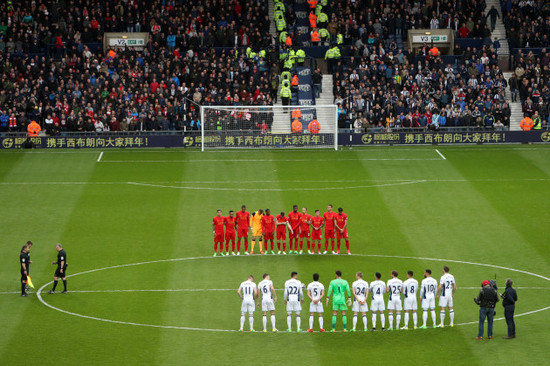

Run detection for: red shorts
[[264, 231, 274, 240], [336, 228, 348, 239], [300, 229, 310, 238], [324, 228, 335, 239], [237, 227, 248, 238], [277, 229, 287, 240], [312, 229, 322, 240], [225, 231, 235, 241], [289, 228, 300, 239], [214, 233, 224, 243]]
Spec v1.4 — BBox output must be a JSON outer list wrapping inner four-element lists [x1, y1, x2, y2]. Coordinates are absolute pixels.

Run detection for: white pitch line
[[1, 178, 550, 186], [97, 151, 103, 163], [5, 286, 549, 295], [34, 254, 550, 333], [101, 158, 443, 163], [127, 180, 427, 191], [435, 149, 446, 160]]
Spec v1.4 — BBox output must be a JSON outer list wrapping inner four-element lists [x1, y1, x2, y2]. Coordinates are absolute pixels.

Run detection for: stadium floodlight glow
[[200, 105, 338, 151]]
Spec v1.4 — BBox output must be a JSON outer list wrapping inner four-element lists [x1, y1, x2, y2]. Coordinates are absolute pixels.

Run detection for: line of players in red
[[212, 204, 350, 256]]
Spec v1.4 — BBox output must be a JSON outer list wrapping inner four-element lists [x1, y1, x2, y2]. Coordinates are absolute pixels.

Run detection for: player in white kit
[[258, 273, 278, 332], [369, 272, 386, 330], [402, 270, 419, 329], [284, 271, 304, 332], [419, 269, 438, 329], [238, 275, 258, 331], [386, 270, 403, 330], [437, 265, 456, 327], [351, 272, 369, 332], [306, 273, 325, 332]]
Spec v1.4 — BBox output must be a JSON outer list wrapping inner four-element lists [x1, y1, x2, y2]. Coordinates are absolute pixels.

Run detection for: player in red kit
[[276, 211, 293, 254], [299, 207, 312, 254], [261, 209, 276, 254], [212, 210, 225, 256], [236, 205, 250, 255], [287, 205, 302, 254], [224, 210, 237, 255], [310, 210, 324, 254], [335, 207, 350, 254], [323, 204, 336, 254]]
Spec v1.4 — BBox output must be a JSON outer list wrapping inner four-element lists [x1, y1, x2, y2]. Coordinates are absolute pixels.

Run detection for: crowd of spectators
[[502, 0, 550, 49], [333, 44, 512, 132], [0, 0, 278, 134]]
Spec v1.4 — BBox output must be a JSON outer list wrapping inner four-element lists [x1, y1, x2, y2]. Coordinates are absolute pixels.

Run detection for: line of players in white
[[238, 266, 456, 332]]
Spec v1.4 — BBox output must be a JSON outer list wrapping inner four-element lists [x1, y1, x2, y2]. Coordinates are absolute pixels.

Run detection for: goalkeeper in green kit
[[326, 270, 352, 332]]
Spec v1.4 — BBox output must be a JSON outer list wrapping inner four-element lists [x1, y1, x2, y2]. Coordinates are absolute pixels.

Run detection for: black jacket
[[476, 286, 499, 308], [502, 287, 518, 307]]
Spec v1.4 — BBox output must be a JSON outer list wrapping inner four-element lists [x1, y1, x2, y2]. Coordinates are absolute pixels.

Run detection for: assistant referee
[[48, 243, 68, 294]]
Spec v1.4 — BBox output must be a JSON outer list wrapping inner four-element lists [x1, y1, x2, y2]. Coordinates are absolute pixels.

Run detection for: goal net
[[200, 105, 338, 150]]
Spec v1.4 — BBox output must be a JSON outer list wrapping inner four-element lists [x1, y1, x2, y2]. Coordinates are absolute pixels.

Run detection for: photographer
[[502, 279, 518, 339], [475, 280, 499, 340]]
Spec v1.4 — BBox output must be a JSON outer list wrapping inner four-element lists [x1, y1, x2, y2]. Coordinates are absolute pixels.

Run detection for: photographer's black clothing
[[502, 287, 517, 306], [503, 286, 517, 337], [476, 286, 499, 308]]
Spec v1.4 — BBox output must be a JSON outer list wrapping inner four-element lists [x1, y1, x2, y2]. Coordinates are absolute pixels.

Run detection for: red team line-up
[[212, 204, 351, 256]]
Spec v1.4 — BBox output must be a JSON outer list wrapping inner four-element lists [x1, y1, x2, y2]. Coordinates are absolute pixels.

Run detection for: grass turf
[[1, 145, 549, 365]]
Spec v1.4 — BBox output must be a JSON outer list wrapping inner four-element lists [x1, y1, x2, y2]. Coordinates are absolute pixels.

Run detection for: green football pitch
[[1, 145, 549, 365]]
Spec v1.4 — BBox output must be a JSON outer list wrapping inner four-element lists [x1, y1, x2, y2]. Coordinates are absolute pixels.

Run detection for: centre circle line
[[36, 254, 550, 332]]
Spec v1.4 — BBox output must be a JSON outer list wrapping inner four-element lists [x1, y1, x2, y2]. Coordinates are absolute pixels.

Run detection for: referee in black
[[48, 243, 68, 294], [502, 278, 518, 339], [20, 244, 31, 297]]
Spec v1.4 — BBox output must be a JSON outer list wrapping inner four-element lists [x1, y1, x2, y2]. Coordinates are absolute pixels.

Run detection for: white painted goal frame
[[200, 105, 338, 151]]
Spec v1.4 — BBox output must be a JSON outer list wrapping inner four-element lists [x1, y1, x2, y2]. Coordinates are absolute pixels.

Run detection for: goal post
[[200, 105, 338, 150]]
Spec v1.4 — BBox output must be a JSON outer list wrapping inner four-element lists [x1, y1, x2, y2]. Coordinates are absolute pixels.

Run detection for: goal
[[200, 105, 338, 150]]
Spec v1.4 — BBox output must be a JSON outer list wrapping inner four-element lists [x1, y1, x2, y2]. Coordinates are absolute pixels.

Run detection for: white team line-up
[[32, 254, 550, 333]]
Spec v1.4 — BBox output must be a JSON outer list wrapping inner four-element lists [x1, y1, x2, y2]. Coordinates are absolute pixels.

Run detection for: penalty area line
[[97, 151, 104, 163], [435, 149, 446, 160]]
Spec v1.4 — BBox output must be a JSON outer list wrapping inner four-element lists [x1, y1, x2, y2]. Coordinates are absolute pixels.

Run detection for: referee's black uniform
[[49, 246, 68, 294], [20, 249, 29, 296]]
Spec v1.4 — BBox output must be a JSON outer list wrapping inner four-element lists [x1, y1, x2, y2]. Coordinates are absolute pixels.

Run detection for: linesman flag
[[27, 275, 35, 289]]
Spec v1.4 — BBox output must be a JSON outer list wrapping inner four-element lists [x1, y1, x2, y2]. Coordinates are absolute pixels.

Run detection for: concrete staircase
[[314, 75, 335, 132], [485, 0, 509, 56], [503, 71, 523, 131], [268, 0, 276, 39]]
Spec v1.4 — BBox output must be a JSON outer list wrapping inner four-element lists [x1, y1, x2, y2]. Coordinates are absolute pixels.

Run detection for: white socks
[[450, 309, 454, 325], [362, 315, 367, 329], [309, 315, 314, 329], [389, 313, 393, 328], [380, 314, 385, 328], [240, 314, 245, 330], [271, 315, 276, 330], [263, 315, 267, 331], [318, 316, 324, 329], [287, 315, 292, 330], [413, 312, 418, 327], [396, 312, 401, 328], [431, 310, 436, 325], [296, 313, 301, 330], [353, 315, 358, 330], [249, 315, 254, 330], [423, 310, 428, 326], [372, 314, 377, 328], [404, 312, 409, 327]]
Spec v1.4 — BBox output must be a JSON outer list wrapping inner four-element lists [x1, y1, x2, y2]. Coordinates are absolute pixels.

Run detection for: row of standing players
[[213, 204, 351, 256], [19, 241, 69, 296], [237, 266, 456, 332]]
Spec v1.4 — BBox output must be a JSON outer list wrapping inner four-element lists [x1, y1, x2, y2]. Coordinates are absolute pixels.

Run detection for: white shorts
[[352, 300, 368, 313], [309, 301, 324, 313], [241, 299, 255, 314], [286, 300, 302, 313], [422, 297, 436, 310], [439, 296, 453, 308], [370, 298, 385, 312], [262, 299, 275, 312], [388, 298, 402, 311], [404, 297, 418, 311]]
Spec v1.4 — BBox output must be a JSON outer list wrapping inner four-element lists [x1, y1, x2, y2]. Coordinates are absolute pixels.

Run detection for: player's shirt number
[[355, 287, 367, 295], [288, 286, 299, 295]]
